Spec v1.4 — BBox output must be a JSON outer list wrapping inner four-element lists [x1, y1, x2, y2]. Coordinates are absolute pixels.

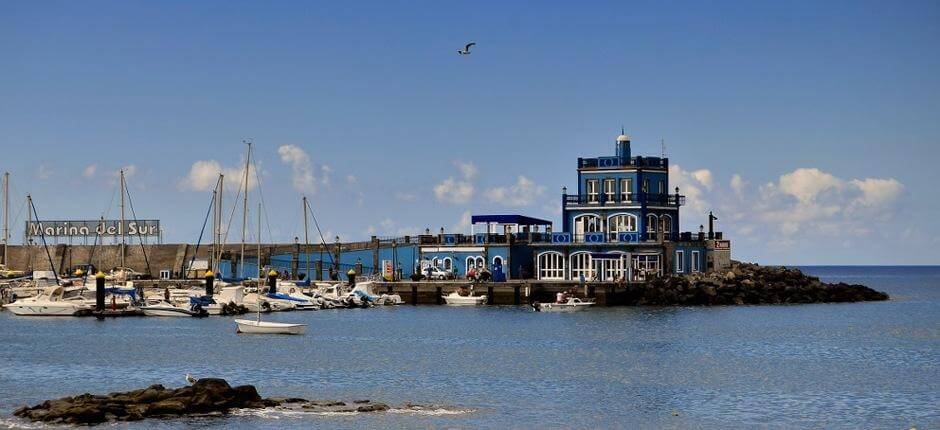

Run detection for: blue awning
[[590, 252, 623, 260], [470, 214, 552, 226]]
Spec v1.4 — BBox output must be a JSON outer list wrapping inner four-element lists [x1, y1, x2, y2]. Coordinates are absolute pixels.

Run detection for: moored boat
[[234, 318, 307, 335], [531, 297, 595, 312], [442, 290, 487, 306], [2, 286, 92, 316]]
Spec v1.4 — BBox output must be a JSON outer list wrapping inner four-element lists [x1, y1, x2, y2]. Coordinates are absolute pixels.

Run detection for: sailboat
[[233, 142, 306, 335]]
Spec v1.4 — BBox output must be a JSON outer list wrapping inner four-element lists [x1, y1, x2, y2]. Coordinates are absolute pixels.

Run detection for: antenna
[[661, 138, 666, 158]]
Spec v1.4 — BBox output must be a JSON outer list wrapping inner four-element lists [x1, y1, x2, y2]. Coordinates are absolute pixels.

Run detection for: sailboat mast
[[217, 174, 224, 273], [303, 196, 310, 281], [120, 169, 126, 269], [240, 141, 251, 279], [26, 195, 32, 271], [2, 171, 8, 266], [257, 202, 261, 279]]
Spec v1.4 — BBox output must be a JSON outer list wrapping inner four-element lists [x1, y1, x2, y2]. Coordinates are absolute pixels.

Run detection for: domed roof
[[617, 134, 630, 142]]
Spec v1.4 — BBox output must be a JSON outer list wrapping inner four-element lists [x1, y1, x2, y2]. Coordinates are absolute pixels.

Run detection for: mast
[[2, 171, 8, 265], [120, 169, 126, 270], [210, 185, 218, 275], [257, 202, 261, 279], [240, 141, 251, 279], [26, 195, 32, 271], [216, 174, 224, 273], [303, 196, 310, 282]]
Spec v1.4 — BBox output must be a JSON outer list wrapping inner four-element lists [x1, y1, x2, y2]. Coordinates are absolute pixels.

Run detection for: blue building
[[221, 131, 731, 282]]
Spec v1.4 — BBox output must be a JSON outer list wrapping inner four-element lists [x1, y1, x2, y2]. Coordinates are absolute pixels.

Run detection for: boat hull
[[442, 295, 487, 306], [2, 303, 87, 316], [533, 302, 594, 312], [141, 306, 199, 317], [234, 319, 306, 335]]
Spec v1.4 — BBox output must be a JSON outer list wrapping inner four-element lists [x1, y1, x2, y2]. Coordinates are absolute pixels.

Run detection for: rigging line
[[122, 176, 151, 276], [305, 198, 334, 266], [79, 181, 119, 287], [220, 170, 245, 249], [251, 157, 274, 242], [187, 189, 216, 276], [27, 197, 60, 286]]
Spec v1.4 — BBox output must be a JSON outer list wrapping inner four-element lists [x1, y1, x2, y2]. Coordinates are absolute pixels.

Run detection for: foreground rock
[[13, 379, 266, 425], [621, 261, 889, 306], [12, 379, 449, 425]]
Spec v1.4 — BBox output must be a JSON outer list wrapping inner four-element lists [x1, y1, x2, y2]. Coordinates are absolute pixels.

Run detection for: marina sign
[[25, 220, 160, 238]]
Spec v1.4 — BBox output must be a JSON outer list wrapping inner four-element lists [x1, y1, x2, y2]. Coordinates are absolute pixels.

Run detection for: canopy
[[470, 215, 552, 226]]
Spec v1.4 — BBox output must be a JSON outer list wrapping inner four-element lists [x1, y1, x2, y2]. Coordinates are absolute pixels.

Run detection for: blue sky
[[1, 1, 938, 264]]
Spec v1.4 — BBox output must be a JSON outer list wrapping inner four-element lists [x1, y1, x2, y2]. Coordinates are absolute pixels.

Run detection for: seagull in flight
[[457, 42, 476, 55], [185, 373, 197, 385]]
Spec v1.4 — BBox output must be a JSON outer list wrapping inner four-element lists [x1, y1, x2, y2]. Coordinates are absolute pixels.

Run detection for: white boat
[[243, 292, 295, 312], [140, 300, 204, 317], [442, 290, 487, 306], [532, 297, 595, 312], [234, 318, 307, 335], [2, 286, 92, 316]]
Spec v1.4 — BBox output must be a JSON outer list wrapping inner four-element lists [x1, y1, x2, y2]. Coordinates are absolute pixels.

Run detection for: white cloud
[[346, 174, 358, 185], [777, 168, 843, 204], [454, 161, 478, 180], [849, 178, 903, 208], [669, 164, 712, 214], [37, 164, 52, 180], [434, 177, 474, 204], [178, 160, 256, 192], [278, 144, 317, 193], [321, 165, 332, 186], [484, 175, 545, 207], [730, 174, 746, 197], [82, 164, 97, 179], [691, 169, 714, 190], [452, 210, 472, 232], [395, 192, 417, 202]]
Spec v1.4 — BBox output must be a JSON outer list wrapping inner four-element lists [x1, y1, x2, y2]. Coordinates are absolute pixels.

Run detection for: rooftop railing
[[563, 192, 685, 207], [408, 230, 720, 246], [578, 156, 669, 170]]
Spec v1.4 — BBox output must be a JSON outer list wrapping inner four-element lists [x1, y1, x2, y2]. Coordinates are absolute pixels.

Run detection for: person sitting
[[467, 267, 477, 281]]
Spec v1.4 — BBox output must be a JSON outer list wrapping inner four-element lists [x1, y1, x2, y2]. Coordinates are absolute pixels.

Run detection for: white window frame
[[660, 214, 673, 234], [646, 214, 658, 233], [599, 252, 629, 282], [691, 251, 700, 273], [607, 213, 638, 240], [570, 252, 593, 281], [642, 179, 650, 193], [620, 178, 632, 202], [603, 178, 616, 202], [537, 251, 565, 280], [586, 180, 599, 203], [675, 251, 684, 273], [574, 214, 602, 236], [658, 180, 665, 194]]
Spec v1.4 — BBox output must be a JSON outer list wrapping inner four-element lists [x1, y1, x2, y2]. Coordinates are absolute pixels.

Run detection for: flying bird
[[185, 373, 197, 385], [457, 42, 476, 55]]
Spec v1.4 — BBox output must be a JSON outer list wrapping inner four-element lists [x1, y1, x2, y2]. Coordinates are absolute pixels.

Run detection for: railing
[[578, 156, 669, 169], [563, 193, 685, 207], [412, 230, 719, 246]]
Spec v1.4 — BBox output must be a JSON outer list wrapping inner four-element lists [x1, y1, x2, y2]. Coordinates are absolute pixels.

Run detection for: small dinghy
[[442, 290, 487, 306], [234, 318, 306, 335], [532, 297, 595, 312]]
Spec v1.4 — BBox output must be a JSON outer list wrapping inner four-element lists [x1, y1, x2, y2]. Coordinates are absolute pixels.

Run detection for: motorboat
[[442, 290, 487, 306], [234, 318, 306, 335], [531, 297, 595, 312], [243, 292, 295, 312], [140, 299, 207, 317], [205, 285, 247, 315], [348, 281, 402, 305], [2, 286, 92, 316]]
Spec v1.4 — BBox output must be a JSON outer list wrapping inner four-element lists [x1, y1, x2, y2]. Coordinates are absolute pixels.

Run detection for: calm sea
[[1, 266, 937, 429]]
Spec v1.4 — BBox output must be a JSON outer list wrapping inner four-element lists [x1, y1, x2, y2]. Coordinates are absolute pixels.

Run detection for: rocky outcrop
[[13, 379, 264, 425], [619, 261, 888, 306], [12, 379, 438, 425]]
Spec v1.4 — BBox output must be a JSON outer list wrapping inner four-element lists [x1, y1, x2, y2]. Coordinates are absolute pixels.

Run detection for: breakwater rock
[[621, 261, 888, 306], [12, 379, 449, 425]]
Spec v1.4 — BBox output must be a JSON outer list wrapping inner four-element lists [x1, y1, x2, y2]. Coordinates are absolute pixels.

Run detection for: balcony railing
[[578, 156, 669, 170], [414, 230, 720, 246], [563, 193, 685, 207]]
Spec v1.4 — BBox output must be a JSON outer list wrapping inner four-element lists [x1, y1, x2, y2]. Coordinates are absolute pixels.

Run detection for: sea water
[[0, 266, 937, 429]]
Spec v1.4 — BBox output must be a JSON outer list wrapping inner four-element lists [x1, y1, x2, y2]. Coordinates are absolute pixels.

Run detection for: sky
[[1, 0, 938, 265]]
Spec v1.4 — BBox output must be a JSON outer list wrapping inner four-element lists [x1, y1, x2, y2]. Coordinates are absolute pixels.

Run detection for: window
[[465, 257, 475, 273], [660, 214, 672, 234], [691, 251, 700, 273], [570, 252, 593, 281], [675, 251, 684, 273], [587, 180, 599, 203], [475, 256, 485, 269], [537, 252, 565, 280], [442, 257, 452, 271], [646, 214, 658, 240], [631, 254, 661, 281], [574, 214, 602, 236], [658, 180, 665, 194], [603, 178, 616, 202], [620, 178, 632, 201], [642, 179, 650, 193], [608, 214, 637, 240], [600, 253, 629, 282]]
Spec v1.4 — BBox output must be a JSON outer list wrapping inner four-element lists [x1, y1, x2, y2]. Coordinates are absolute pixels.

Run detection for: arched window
[[537, 252, 565, 280], [432, 257, 440, 268], [570, 252, 593, 281], [608, 213, 637, 240], [646, 214, 658, 240], [660, 214, 673, 234], [574, 214, 602, 236], [442, 257, 452, 271], [599, 252, 629, 282], [492, 256, 503, 268], [465, 257, 475, 273], [475, 256, 485, 268]]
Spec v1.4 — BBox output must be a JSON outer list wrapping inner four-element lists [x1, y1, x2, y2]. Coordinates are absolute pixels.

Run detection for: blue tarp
[[190, 296, 215, 306], [104, 287, 137, 298]]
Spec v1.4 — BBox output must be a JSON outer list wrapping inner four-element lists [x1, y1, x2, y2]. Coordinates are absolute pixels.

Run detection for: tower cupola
[[616, 128, 631, 161]]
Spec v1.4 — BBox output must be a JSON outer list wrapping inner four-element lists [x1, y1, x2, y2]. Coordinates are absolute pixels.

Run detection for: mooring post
[[513, 285, 520, 305], [487, 286, 494, 305], [411, 285, 418, 305], [588, 285, 595, 298], [95, 271, 105, 312], [267, 269, 278, 295], [205, 272, 214, 297], [436, 286, 442, 305]]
